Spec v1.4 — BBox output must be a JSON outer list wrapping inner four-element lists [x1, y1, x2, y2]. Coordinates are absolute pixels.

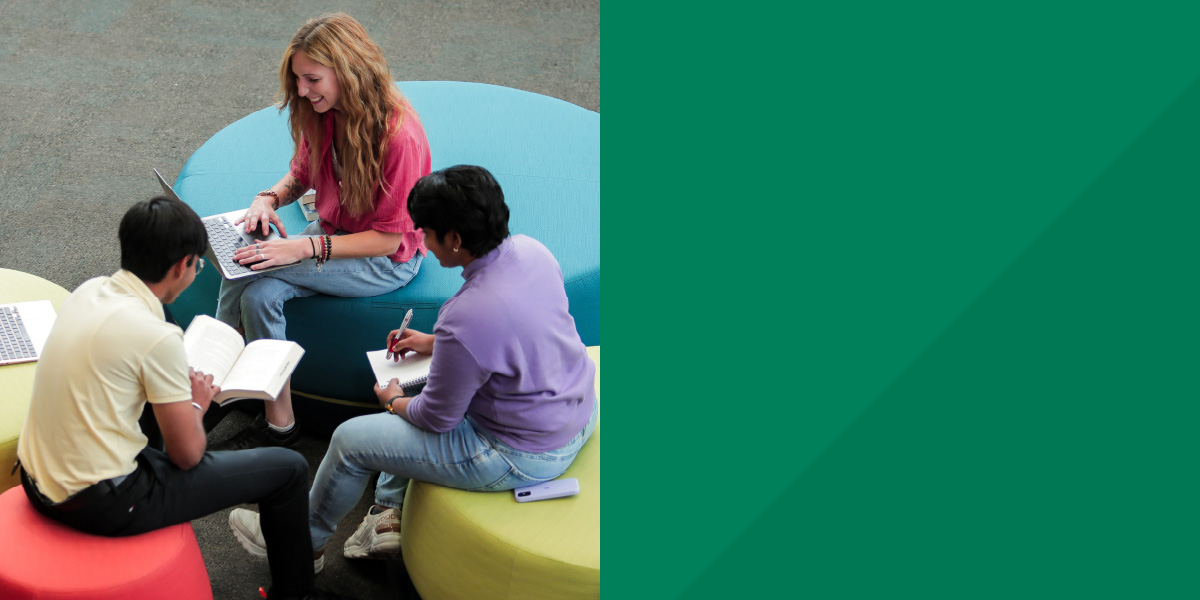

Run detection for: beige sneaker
[[229, 508, 326, 573], [342, 507, 401, 559]]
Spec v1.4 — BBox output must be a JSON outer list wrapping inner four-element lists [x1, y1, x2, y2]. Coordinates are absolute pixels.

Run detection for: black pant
[[22, 446, 314, 598]]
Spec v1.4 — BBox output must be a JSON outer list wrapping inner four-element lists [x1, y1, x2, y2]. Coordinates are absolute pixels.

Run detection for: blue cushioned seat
[[169, 82, 598, 432]]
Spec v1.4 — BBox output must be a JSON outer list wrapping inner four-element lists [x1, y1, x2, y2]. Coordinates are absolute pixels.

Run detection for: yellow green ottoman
[[401, 346, 601, 600], [0, 269, 71, 493]]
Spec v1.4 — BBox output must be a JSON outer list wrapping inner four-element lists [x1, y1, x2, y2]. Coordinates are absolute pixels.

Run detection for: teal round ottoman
[[169, 82, 599, 432]]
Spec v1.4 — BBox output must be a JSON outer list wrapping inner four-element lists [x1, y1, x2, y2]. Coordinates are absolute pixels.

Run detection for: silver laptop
[[153, 168, 301, 280], [0, 300, 56, 366]]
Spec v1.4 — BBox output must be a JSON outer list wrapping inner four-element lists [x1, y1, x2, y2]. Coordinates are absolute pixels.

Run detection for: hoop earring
[[453, 247, 459, 252]]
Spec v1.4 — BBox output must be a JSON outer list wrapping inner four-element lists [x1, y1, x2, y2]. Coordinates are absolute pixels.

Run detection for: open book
[[183, 315, 305, 404], [366, 349, 433, 389]]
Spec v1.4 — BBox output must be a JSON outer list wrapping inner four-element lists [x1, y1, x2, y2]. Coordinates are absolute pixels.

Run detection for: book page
[[182, 315, 245, 387], [222, 339, 305, 400], [366, 349, 433, 387]]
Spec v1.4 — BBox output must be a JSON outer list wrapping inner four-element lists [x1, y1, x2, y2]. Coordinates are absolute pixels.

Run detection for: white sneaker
[[229, 508, 326, 573], [342, 507, 402, 559]]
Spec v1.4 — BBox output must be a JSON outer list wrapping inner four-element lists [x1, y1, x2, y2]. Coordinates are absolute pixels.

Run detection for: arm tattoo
[[279, 177, 309, 207]]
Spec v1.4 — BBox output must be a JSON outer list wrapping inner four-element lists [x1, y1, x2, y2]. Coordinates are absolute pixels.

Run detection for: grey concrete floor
[[0, 0, 599, 291], [0, 2, 598, 599]]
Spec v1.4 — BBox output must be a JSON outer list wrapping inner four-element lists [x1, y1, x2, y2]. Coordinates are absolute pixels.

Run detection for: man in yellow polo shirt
[[16, 196, 347, 600]]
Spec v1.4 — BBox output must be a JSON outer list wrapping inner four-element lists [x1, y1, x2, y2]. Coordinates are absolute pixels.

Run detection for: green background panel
[[608, 1, 1200, 598]]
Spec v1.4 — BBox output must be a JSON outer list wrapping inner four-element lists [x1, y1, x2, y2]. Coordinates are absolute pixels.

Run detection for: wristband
[[192, 402, 204, 412], [385, 396, 403, 415]]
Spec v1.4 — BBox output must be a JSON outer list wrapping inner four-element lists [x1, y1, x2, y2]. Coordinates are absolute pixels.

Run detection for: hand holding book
[[183, 315, 305, 405], [188, 367, 220, 413]]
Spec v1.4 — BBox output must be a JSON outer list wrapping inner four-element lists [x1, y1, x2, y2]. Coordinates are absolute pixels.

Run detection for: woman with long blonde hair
[[214, 13, 431, 450]]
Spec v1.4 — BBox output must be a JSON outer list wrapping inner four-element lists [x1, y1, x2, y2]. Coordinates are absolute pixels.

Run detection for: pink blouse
[[290, 106, 431, 263]]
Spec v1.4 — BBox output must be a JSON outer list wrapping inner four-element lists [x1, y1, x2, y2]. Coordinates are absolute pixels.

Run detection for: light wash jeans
[[215, 221, 423, 341], [308, 403, 598, 550]]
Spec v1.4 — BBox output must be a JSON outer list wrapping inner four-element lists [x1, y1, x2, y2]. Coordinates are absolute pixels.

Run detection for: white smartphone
[[514, 478, 580, 502]]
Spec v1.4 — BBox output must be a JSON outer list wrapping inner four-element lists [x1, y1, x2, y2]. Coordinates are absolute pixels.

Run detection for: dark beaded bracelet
[[316, 235, 332, 272]]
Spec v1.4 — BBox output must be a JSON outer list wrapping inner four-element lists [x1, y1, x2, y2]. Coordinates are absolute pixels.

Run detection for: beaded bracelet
[[316, 235, 332, 272]]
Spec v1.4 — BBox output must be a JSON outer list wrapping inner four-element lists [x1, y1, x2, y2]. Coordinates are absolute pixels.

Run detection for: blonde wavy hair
[[278, 13, 410, 217]]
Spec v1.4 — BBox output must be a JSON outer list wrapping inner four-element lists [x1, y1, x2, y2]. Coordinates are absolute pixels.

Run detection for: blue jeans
[[307, 403, 598, 549], [215, 221, 423, 341]]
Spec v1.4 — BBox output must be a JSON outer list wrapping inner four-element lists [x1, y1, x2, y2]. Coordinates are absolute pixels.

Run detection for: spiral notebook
[[366, 349, 433, 388]]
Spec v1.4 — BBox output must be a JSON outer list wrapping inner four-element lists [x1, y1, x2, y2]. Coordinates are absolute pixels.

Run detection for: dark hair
[[407, 165, 510, 257], [118, 196, 208, 283]]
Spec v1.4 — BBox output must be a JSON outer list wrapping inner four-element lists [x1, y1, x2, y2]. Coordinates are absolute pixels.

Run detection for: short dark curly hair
[[407, 165, 510, 257]]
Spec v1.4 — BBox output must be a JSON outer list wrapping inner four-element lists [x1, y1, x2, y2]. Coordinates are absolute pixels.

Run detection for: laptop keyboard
[[204, 216, 265, 277], [1, 305, 37, 362]]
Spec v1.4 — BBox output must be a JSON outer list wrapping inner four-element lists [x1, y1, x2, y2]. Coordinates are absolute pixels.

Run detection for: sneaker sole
[[229, 514, 325, 573], [343, 535, 401, 559], [229, 517, 268, 561]]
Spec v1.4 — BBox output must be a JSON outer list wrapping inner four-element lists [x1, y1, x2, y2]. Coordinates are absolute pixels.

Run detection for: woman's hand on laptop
[[233, 238, 309, 270], [237, 195, 288, 238]]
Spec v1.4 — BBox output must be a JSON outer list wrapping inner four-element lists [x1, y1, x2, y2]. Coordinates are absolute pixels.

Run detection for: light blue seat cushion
[[170, 81, 598, 421]]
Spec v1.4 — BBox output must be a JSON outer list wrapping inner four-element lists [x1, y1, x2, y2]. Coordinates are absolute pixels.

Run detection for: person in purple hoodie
[[228, 165, 598, 570]]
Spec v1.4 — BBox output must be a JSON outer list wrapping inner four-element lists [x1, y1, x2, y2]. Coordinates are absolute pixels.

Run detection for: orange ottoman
[[0, 487, 212, 599]]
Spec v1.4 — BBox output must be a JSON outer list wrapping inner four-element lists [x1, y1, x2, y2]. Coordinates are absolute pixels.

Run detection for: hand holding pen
[[386, 309, 435, 361], [386, 309, 413, 360]]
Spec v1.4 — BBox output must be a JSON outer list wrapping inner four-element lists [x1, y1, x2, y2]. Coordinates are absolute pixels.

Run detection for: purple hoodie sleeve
[[403, 332, 488, 432]]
